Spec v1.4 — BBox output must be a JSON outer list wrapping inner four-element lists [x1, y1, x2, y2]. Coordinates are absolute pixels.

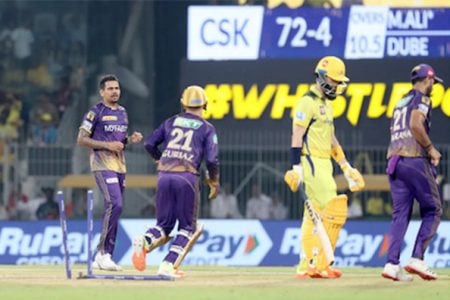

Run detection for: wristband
[[291, 147, 302, 165], [424, 143, 433, 152]]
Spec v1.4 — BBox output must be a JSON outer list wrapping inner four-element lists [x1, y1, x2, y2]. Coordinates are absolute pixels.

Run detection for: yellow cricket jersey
[[293, 86, 334, 159]]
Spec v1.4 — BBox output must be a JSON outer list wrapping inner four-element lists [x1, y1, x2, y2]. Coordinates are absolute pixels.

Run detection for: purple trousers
[[387, 157, 442, 264], [155, 171, 200, 234], [94, 170, 125, 256], [146, 171, 200, 264]]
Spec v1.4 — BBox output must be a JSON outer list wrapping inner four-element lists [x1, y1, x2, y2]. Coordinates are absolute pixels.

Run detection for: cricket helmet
[[180, 85, 207, 109], [315, 56, 349, 99]]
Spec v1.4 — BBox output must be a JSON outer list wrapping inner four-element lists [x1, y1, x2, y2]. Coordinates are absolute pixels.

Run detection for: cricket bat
[[173, 223, 204, 269], [300, 187, 335, 266]]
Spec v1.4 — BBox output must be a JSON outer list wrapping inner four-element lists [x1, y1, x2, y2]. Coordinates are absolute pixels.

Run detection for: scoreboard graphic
[[187, 6, 450, 60]]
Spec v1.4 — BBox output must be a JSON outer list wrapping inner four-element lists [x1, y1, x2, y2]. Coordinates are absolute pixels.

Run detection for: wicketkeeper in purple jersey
[[132, 85, 219, 278], [382, 64, 443, 282], [77, 74, 143, 271]]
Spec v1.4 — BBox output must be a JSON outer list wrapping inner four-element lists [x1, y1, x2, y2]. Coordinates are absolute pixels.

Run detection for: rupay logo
[[0, 225, 100, 265]]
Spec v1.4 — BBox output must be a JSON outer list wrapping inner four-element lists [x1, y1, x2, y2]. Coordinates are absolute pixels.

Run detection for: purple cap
[[411, 64, 443, 84]]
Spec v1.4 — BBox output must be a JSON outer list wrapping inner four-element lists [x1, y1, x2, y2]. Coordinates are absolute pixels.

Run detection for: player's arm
[[331, 134, 347, 166], [143, 123, 165, 161], [410, 109, 441, 166], [77, 109, 124, 152], [77, 128, 123, 152], [125, 132, 143, 144], [204, 127, 220, 199], [122, 111, 143, 145], [331, 133, 364, 192], [284, 123, 307, 193]]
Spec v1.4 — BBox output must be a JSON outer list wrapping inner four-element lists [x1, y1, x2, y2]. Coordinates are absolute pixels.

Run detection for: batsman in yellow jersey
[[284, 56, 365, 279]]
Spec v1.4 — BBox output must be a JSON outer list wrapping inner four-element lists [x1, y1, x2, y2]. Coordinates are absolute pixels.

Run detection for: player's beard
[[425, 84, 433, 97], [111, 95, 120, 103]]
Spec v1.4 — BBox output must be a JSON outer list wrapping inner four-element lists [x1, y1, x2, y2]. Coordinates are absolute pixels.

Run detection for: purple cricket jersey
[[142, 111, 219, 266], [387, 89, 431, 159], [144, 112, 219, 179], [79, 102, 128, 173]]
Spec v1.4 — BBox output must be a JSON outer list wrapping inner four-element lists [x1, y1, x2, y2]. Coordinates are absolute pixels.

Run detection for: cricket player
[[132, 85, 219, 278], [78, 74, 143, 271], [284, 56, 365, 279], [382, 64, 443, 281]]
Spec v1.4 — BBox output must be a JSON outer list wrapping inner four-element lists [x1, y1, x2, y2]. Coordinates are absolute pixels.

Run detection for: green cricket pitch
[[0, 265, 449, 300]]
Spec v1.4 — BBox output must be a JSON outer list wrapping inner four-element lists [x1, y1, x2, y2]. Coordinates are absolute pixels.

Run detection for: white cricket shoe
[[381, 263, 413, 282], [92, 261, 99, 269], [404, 258, 437, 280], [94, 252, 122, 271]]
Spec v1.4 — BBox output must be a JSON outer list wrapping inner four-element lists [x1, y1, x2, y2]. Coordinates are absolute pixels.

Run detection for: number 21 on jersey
[[167, 128, 194, 151]]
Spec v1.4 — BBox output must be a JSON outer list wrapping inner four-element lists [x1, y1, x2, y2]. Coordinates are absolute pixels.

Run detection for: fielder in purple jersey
[[132, 85, 219, 278], [382, 64, 443, 282], [77, 74, 143, 271]]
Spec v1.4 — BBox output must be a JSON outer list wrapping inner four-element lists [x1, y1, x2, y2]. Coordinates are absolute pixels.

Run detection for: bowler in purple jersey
[[132, 85, 219, 278], [77, 74, 143, 271], [382, 64, 443, 282]]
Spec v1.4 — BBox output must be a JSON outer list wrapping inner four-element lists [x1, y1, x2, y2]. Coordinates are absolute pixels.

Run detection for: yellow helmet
[[315, 56, 349, 99], [315, 56, 349, 83], [180, 85, 207, 109]]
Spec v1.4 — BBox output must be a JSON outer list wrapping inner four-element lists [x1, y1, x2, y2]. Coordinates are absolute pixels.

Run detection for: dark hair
[[411, 77, 425, 85], [99, 74, 119, 90]]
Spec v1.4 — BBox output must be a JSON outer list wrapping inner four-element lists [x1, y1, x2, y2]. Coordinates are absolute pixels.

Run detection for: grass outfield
[[0, 265, 449, 300]]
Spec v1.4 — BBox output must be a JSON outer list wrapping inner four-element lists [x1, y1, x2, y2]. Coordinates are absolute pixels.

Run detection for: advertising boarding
[[1, 220, 449, 268], [180, 59, 450, 146]]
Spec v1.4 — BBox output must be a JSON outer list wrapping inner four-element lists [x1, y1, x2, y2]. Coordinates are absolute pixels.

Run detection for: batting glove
[[284, 165, 303, 193], [341, 162, 365, 192], [205, 178, 219, 200]]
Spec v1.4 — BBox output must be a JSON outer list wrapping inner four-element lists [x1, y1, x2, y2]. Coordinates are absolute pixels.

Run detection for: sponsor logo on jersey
[[104, 124, 127, 132], [174, 117, 203, 129], [295, 111, 305, 121], [418, 103, 429, 115], [106, 177, 119, 184], [102, 115, 118, 121], [81, 120, 93, 132], [320, 105, 326, 115], [86, 111, 96, 121]]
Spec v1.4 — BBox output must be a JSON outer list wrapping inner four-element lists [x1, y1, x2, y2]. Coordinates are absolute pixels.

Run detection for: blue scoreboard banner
[[260, 7, 350, 59], [187, 6, 450, 60]]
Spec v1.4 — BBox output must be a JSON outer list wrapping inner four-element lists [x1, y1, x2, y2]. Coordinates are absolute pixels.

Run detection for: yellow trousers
[[298, 156, 347, 272]]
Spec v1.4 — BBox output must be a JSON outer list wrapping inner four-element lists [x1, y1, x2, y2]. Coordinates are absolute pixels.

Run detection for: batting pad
[[298, 213, 321, 273], [322, 194, 348, 225], [316, 194, 348, 270]]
